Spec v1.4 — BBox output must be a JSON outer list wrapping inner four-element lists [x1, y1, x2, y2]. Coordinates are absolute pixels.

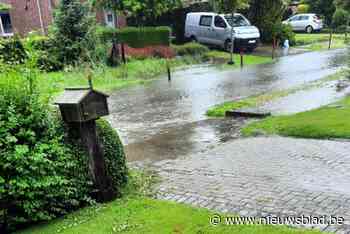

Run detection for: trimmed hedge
[[97, 26, 171, 48], [171, 42, 209, 56]]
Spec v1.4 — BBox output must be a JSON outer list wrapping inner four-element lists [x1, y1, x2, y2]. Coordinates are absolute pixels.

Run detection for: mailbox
[[55, 88, 109, 123]]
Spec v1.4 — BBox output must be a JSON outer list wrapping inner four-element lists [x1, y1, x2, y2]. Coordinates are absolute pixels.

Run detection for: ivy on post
[[54, 77, 116, 202]]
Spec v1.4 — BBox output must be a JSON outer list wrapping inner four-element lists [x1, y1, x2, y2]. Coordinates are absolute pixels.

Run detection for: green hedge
[[0, 36, 27, 64], [96, 119, 128, 196], [171, 42, 209, 56], [24, 35, 63, 72], [0, 65, 127, 231], [97, 26, 171, 48]]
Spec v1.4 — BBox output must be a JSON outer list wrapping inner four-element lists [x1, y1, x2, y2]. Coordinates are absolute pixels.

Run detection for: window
[[199, 16, 212, 27], [0, 12, 13, 35], [291, 16, 301, 21], [224, 15, 250, 27], [107, 14, 113, 23], [300, 16, 309, 20], [214, 16, 227, 28]]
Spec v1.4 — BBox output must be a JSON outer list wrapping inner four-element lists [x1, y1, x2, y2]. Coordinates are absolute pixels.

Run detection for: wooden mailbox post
[[55, 88, 115, 202]]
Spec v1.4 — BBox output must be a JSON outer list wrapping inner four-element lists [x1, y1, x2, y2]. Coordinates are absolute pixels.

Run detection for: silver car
[[283, 14, 323, 33], [185, 12, 260, 52]]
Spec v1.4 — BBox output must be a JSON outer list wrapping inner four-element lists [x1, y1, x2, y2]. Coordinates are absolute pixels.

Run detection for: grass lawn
[[242, 96, 350, 139], [295, 33, 348, 51], [16, 171, 322, 234]]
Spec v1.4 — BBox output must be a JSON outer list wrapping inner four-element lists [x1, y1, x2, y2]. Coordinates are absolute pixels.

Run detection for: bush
[[332, 8, 349, 29], [171, 42, 209, 56], [297, 4, 310, 13], [24, 35, 63, 72], [0, 65, 93, 231], [96, 119, 128, 196], [0, 36, 27, 64], [272, 23, 296, 46], [97, 26, 171, 48], [0, 64, 127, 231]]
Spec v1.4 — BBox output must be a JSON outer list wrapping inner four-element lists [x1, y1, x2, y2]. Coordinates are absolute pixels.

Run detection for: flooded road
[[107, 49, 349, 163]]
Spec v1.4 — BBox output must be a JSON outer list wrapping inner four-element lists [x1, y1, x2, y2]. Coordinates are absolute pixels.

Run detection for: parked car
[[283, 14, 323, 33], [185, 12, 260, 52]]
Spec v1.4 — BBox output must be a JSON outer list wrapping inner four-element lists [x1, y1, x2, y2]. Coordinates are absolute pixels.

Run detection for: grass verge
[[295, 33, 348, 51], [206, 71, 346, 117], [16, 170, 322, 234], [242, 96, 350, 139]]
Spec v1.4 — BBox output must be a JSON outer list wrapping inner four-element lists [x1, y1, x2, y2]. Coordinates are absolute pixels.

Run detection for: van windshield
[[224, 15, 250, 27]]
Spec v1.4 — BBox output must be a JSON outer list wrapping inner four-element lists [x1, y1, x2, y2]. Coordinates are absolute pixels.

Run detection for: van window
[[224, 15, 250, 27], [199, 16, 212, 27], [214, 16, 227, 28]]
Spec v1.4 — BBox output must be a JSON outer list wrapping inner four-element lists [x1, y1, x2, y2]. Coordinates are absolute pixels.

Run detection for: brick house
[[0, 0, 126, 37]]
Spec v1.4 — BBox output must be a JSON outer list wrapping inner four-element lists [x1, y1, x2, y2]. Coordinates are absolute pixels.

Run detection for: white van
[[185, 12, 260, 52]]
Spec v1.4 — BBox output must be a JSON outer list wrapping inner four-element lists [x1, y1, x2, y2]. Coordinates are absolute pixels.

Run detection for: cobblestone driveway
[[147, 137, 350, 233]]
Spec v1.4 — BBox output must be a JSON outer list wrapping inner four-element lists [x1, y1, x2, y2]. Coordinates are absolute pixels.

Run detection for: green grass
[[37, 58, 195, 97], [242, 96, 350, 139], [206, 71, 346, 117], [17, 197, 324, 234], [206, 91, 289, 117], [204, 50, 273, 66], [15, 170, 321, 234], [295, 33, 348, 51], [295, 33, 346, 45]]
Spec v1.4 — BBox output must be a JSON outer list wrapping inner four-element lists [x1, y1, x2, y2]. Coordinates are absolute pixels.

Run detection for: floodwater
[[107, 48, 349, 163]]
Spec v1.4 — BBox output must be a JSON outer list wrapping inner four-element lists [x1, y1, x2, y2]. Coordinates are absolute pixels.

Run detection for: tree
[[305, 0, 336, 26], [52, 0, 96, 65], [334, 0, 350, 38], [248, 0, 289, 43], [209, 0, 250, 65]]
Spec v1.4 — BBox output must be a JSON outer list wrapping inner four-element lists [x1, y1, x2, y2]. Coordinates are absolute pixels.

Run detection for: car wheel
[[190, 36, 197, 43], [306, 26, 313, 34], [224, 39, 231, 52]]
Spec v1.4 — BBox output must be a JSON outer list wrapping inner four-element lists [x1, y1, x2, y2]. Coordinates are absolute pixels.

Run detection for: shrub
[[96, 119, 128, 196], [0, 36, 27, 64], [0, 64, 127, 231], [0, 65, 93, 231], [24, 35, 64, 72], [332, 8, 349, 29], [297, 4, 310, 13], [272, 22, 296, 46], [171, 42, 209, 56]]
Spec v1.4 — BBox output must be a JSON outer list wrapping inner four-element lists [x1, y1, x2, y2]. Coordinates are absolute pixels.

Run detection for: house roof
[[55, 88, 109, 105]]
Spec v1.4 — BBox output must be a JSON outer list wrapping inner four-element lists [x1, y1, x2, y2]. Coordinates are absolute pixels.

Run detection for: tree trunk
[[229, 11, 235, 65]]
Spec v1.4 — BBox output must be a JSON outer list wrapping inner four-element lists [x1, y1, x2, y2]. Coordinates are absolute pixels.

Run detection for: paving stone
[[137, 137, 350, 233]]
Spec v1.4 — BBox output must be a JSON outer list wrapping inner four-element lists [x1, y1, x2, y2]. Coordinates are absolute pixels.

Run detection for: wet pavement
[[153, 137, 350, 234], [107, 48, 349, 162], [108, 49, 350, 233]]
